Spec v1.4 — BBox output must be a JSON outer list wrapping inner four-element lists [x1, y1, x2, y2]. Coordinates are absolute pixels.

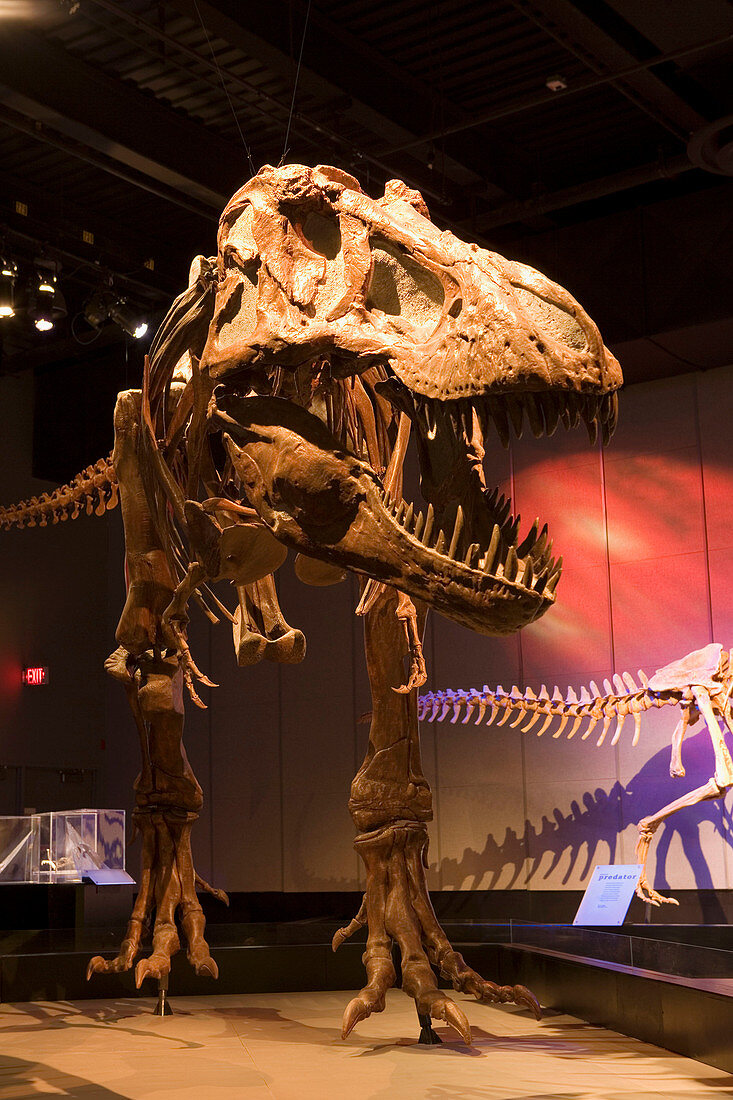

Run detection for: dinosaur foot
[[87, 811, 223, 987], [635, 877, 680, 907], [335, 821, 541, 1045]]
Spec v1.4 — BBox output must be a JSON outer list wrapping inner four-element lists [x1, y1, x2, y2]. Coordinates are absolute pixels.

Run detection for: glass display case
[[0, 815, 36, 882], [0, 809, 125, 884]]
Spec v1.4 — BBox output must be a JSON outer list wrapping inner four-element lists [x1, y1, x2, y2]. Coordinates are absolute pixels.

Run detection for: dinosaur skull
[[203, 164, 622, 635]]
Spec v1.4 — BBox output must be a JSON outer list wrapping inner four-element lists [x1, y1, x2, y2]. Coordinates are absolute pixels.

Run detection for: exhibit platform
[[2, 988, 732, 1100], [4, 918, 733, 1076]]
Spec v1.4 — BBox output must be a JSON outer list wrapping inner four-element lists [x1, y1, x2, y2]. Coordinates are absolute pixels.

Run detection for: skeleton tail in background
[[0, 454, 118, 531], [418, 671, 681, 749]]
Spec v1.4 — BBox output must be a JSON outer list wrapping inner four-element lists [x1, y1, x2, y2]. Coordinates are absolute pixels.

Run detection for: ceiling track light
[[30, 262, 66, 332], [83, 286, 148, 340], [0, 256, 17, 319]]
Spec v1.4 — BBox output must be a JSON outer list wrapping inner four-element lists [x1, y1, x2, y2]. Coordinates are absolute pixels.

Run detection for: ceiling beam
[[0, 28, 244, 212], [169, 0, 529, 200], [510, 0, 707, 140], [463, 153, 694, 231]]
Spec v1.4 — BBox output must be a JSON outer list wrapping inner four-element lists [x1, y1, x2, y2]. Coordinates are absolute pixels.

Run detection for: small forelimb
[[393, 590, 427, 694], [162, 562, 218, 706]]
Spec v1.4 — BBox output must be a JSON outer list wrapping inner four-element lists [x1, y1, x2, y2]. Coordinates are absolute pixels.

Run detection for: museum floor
[[1, 990, 733, 1100]]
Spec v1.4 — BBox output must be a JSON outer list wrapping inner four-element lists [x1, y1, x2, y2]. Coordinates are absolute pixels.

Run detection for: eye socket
[[512, 285, 586, 350], [366, 241, 445, 324], [300, 212, 342, 259]]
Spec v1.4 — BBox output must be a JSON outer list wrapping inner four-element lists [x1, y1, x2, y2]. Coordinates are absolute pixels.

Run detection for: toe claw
[[86, 956, 105, 980], [135, 957, 170, 989], [341, 996, 370, 1040], [194, 957, 218, 979], [513, 984, 543, 1020], [437, 999, 472, 1045]]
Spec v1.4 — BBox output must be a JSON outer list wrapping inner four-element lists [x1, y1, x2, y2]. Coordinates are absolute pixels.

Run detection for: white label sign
[[573, 864, 643, 926]]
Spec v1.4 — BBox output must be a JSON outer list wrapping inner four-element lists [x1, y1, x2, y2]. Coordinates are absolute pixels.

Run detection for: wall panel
[[5, 365, 733, 897]]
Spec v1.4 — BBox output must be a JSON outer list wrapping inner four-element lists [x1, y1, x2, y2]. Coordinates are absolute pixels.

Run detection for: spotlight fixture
[[109, 298, 148, 339], [0, 257, 17, 318], [29, 264, 67, 332], [83, 287, 148, 339]]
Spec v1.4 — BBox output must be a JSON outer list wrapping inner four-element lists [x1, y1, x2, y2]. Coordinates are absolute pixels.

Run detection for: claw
[[341, 996, 371, 1039], [135, 956, 171, 989], [434, 998, 472, 1045], [194, 956, 219, 979], [512, 983, 543, 1020], [635, 880, 680, 907], [86, 956, 107, 980]]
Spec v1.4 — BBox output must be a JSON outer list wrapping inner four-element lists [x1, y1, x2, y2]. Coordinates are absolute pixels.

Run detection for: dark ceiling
[[1, 0, 733, 391]]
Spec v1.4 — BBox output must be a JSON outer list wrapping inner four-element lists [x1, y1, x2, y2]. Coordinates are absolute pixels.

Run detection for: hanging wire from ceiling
[[191, 0, 256, 176], [280, 0, 313, 166]]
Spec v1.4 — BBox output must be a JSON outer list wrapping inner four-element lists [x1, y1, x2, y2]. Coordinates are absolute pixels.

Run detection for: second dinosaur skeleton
[[420, 643, 733, 906]]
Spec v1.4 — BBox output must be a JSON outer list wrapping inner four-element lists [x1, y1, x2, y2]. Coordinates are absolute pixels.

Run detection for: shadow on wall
[[435, 729, 733, 914]]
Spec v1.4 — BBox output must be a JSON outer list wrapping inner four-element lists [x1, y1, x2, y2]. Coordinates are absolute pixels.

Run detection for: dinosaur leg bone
[[339, 591, 539, 1044], [90, 393, 224, 986], [90, 655, 223, 984], [692, 687, 733, 787], [635, 777, 727, 906]]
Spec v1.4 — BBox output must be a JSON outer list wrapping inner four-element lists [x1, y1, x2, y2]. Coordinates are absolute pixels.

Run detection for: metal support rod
[[153, 973, 173, 1016], [415, 1003, 442, 1045]]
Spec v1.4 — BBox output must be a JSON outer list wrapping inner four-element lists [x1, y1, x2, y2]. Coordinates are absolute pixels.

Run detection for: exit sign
[[22, 666, 49, 686]]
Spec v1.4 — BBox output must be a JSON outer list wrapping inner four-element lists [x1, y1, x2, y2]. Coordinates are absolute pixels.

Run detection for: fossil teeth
[[609, 391, 619, 434], [530, 523, 549, 562], [434, 528, 447, 554], [533, 569, 549, 593], [558, 399, 571, 431], [484, 524, 501, 573], [601, 418, 613, 446], [404, 502, 414, 530], [517, 518, 539, 558], [505, 515, 520, 545], [566, 392, 582, 428], [546, 569, 561, 595], [465, 541, 480, 566], [423, 503, 434, 544], [490, 398, 510, 449], [525, 393, 544, 438], [449, 504, 464, 559], [585, 415, 599, 445], [506, 395, 524, 439], [395, 500, 406, 523], [414, 510, 425, 539], [541, 393, 560, 436], [504, 545, 518, 580], [521, 558, 533, 587]]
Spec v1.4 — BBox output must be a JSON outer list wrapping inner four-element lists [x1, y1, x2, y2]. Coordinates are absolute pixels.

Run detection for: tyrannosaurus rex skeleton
[[1, 163, 621, 1043], [421, 642, 733, 907]]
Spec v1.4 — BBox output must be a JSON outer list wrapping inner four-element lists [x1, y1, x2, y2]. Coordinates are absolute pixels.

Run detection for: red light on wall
[[22, 666, 49, 686]]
